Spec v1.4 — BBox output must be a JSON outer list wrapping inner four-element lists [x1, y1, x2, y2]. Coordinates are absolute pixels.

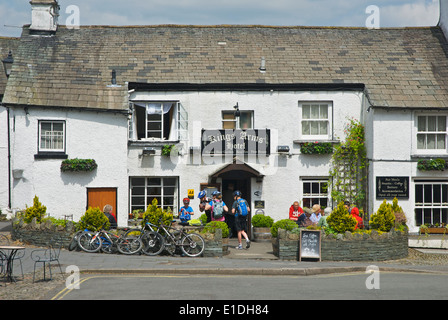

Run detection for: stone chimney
[[29, 0, 60, 33]]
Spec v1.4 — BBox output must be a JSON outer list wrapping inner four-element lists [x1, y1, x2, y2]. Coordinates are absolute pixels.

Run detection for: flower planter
[[253, 227, 272, 242], [420, 227, 448, 234]]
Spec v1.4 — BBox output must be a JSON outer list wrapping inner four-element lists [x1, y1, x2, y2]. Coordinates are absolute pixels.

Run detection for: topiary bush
[[369, 199, 396, 232], [326, 201, 357, 233], [141, 198, 173, 229], [271, 219, 298, 238], [252, 214, 274, 228], [78, 206, 110, 231], [203, 221, 229, 238], [24, 195, 47, 223]]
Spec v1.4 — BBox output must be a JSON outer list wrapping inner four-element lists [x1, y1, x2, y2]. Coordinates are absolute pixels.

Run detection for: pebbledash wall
[[128, 89, 364, 225], [7, 107, 129, 225]]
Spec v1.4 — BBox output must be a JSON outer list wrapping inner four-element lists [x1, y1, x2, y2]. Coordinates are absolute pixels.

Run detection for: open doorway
[[222, 178, 251, 238]]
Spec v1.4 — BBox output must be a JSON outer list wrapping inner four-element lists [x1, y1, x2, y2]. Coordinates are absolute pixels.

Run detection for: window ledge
[[293, 139, 340, 144], [128, 140, 181, 147], [34, 152, 68, 160]]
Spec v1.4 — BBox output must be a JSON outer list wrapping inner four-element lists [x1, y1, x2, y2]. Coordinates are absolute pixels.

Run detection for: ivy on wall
[[329, 118, 367, 208]]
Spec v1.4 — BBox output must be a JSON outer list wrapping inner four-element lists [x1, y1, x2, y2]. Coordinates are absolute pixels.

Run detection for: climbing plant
[[329, 118, 367, 208]]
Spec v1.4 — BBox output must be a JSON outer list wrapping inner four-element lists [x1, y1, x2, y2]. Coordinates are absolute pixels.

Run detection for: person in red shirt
[[344, 201, 364, 230], [289, 201, 306, 226]]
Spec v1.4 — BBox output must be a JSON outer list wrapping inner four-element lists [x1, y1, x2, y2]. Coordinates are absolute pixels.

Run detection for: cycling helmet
[[198, 190, 206, 199], [212, 191, 221, 196], [183, 198, 190, 204], [233, 190, 242, 197]]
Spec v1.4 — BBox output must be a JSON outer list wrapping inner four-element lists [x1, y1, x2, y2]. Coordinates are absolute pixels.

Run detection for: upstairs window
[[130, 101, 188, 141], [222, 111, 253, 130], [38, 120, 65, 152], [299, 102, 332, 140], [417, 115, 447, 151]]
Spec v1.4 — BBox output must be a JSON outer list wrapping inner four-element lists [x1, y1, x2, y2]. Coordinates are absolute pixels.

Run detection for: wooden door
[[87, 188, 117, 222]]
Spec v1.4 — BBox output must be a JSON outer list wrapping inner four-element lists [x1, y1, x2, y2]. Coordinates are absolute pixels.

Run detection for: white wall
[[0, 106, 9, 213], [9, 107, 129, 226], [439, 0, 448, 39], [128, 90, 364, 223]]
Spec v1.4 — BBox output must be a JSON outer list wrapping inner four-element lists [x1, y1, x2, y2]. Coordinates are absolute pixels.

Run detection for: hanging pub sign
[[201, 129, 271, 155], [376, 176, 410, 199]]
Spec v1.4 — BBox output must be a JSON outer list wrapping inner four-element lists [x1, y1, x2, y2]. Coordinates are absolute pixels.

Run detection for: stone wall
[[11, 217, 76, 248], [273, 228, 409, 261]]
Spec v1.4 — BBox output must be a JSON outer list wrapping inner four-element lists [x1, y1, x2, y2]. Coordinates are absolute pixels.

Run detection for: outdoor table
[[0, 246, 25, 283]]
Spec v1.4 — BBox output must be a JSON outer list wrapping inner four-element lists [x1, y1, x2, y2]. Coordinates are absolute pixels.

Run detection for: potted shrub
[[203, 221, 230, 254], [270, 219, 298, 256], [251, 214, 274, 242]]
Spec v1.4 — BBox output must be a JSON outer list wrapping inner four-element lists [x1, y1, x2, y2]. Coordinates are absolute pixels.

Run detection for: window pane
[[418, 117, 426, 132], [302, 121, 310, 135], [148, 178, 161, 186], [132, 178, 145, 186], [433, 208, 441, 225], [415, 184, 423, 204], [424, 208, 432, 225], [223, 113, 235, 120], [433, 184, 442, 204], [53, 123, 64, 132], [311, 105, 320, 119], [164, 178, 177, 186], [443, 185, 448, 204], [132, 197, 145, 206], [320, 105, 328, 119], [132, 186, 144, 196], [240, 112, 252, 129], [415, 208, 423, 226], [427, 134, 436, 149], [438, 117, 446, 132], [147, 187, 161, 196], [303, 182, 311, 195], [312, 183, 319, 195], [310, 121, 319, 135], [163, 186, 175, 195], [223, 121, 236, 129], [424, 185, 433, 204], [443, 209, 448, 224], [319, 121, 328, 135], [302, 105, 310, 119], [147, 132, 162, 139], [417, 134, 426, 149], [320, 182, 328, 194], [147, 114, 161, 121], [41, 122, 51, 133], [437, 134, 446, 149], [428, 116, 437, 132]]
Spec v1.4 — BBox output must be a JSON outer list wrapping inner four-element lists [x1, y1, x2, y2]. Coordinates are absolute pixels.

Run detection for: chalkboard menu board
[[299, 230, 321, 262]]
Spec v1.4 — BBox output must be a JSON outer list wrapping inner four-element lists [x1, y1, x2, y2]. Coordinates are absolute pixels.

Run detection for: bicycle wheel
[[68, 230, 83, 251], [77, 232, 102, 253], [180, 233, 205, 257], [141, 231, 164, 256], [163, 234, 177, 255], [117, 236, 143, 255], [100, 236, 117, 254]]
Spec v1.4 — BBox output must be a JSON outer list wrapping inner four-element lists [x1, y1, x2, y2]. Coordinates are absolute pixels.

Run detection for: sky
[[0, 0, 440, 37]]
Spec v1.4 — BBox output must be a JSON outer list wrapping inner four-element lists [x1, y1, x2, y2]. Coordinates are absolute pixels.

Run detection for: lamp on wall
[[2, 50, 14, 78], [233, 103, 240, 118]]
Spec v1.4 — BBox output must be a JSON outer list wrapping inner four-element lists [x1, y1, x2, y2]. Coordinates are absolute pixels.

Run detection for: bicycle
[[157, 218, 205, 257], [124, 219, 164, 256], [77, 223, 143, 255]]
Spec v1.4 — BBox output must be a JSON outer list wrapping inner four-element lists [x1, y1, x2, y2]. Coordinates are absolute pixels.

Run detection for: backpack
[[179, 207, 191, 223], [236, 199, 249, 217], [212, 199, 224, 220]]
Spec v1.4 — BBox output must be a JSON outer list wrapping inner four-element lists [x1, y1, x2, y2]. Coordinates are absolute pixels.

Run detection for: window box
[[61, 159, 98, 172], [419, 226, 448, 234], [417, 158, 448, 171], [300, 142, 334, 155]]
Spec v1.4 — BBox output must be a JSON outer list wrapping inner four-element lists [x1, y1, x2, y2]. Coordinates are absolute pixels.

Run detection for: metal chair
[[31, 236, 64, 282], [0, 234, 24, 280]]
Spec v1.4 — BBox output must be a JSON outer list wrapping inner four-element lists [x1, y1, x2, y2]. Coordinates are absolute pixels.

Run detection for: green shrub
[[79, 207, 110, 231], [326, 202, 357, 233], [199, 213, 208, 225], [141, 198, 173, 229], [24, 196, 47, 223], [251, 214, 274, 228], [203, 221, 229, 238], [369, 199, 396, 232], [270, 219, 298, 238], [61, 158, 98, 172]]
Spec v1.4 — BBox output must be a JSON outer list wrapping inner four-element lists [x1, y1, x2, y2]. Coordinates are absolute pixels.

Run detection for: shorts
[[235, 215, 248, 232]]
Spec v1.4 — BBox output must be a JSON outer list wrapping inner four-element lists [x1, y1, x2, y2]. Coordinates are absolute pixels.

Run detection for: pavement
[[2, 221, 448, 278]]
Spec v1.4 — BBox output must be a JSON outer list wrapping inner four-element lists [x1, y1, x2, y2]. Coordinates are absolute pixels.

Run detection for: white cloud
[[380, 0, 439, 27]]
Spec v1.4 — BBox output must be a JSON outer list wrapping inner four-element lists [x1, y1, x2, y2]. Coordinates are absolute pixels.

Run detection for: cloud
[[380, 0, 439, 27]]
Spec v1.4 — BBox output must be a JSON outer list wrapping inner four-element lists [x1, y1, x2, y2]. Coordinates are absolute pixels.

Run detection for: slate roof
[[3, 24, 448, 110], [0, 37, 20, 97]]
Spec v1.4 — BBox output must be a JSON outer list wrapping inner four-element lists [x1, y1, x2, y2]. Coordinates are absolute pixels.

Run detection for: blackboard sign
[[299, 230, 321, 262], [376, 176, 409, 199]]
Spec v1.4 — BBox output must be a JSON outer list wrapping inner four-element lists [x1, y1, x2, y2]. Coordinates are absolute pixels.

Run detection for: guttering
[[128, 82, 366, 92]]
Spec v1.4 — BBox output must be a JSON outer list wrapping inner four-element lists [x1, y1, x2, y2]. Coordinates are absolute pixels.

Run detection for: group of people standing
[[289, 200, 364, 230], [180, 190, 251, 250]]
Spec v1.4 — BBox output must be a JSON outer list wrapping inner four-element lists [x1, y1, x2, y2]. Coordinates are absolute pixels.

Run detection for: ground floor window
[[130, 177, 178, 213], [302, 179, 329, 209], [415, 180, 448, 226]]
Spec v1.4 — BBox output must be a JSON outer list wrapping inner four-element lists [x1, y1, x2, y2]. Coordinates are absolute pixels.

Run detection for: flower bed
[[273, 228, 408, 261]]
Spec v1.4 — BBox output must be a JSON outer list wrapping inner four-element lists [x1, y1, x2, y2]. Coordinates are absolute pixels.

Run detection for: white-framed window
[[130, 177, 179, 213], [129, 101, 188, 141], [415, 180, 448, 226], [302, 178, 330, 209], [416, 115, 447, 152], [222, 111, 253, 130], [299, 102, 332, 140], [38, 120, 65, 152]]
